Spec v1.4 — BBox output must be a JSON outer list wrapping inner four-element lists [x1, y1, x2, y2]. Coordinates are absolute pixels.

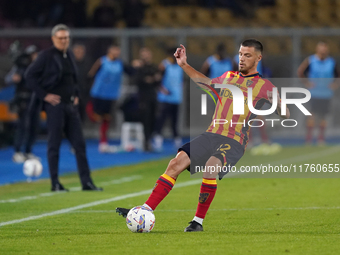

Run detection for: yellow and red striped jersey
[[206, 71, 276, 148]]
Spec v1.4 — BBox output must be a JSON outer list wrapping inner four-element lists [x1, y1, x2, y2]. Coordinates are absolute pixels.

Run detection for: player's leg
[[12, 103, 27, 162], [154, 102, 168, 151], [258, 116, 269, 144], [317, 99, 329, 145], [306, 115, 315, 144], [144, 150, 190, 209], [317, 116, 326, 145], [184, 155, 220, 232], [99, 114, 110, 143], [170, 103, 182, 148], [185, 136, 244, 232], [24, 98, 41, 156], [306, 99, 319, 145], [86, 98, 102, 123], [45, 103, 65, 190], [97, 99, 116, 153], [116, 150, 190, 217]]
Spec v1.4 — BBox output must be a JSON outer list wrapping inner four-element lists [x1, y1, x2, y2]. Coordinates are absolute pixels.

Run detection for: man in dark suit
[[25, 24, 102, 192]]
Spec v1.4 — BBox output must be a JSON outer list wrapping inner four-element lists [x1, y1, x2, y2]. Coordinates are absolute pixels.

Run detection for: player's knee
[[166, 158, 183, 176]]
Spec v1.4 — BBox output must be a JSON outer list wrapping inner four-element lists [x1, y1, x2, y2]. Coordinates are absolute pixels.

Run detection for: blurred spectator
[[297, 42, 339, 145], [72, 43, 91, 121], [123, 0, 148, 28], [154, 47, 184, 151], [5, 45, 40, 163], [201, 43, 232, 78], [92, 0, 119, 28], [134, 47, 162, 151], [87, 45, 135, 153]]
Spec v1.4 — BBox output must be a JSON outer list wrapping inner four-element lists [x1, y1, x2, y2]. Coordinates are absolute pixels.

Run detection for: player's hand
[[329, 82, 339, 91], [44, 93, 61, 106], [73, 97, 79, 106], [305, 81, 314, 89], [132, 59, 143, 68], [174, 44, 187, 67], [267, 90, 280, 105], [12, 73, 22, 83], [160, 86, 170, 95], [144, 76, 154, 84]]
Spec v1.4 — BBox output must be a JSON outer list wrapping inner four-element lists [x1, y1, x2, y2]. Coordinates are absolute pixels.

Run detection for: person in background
[[154, 47, 184, 151], [87, 44, 135, 153], [72, 43, 91, 122], [201, 43, 232, 78], [297, 41, 339, 145], [5, 45, 40, 163], [134, 47, 162, 151], [25, 24, 102, 192]]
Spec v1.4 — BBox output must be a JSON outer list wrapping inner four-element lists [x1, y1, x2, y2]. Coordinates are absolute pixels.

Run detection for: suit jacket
[[25, 46, 79, 100]]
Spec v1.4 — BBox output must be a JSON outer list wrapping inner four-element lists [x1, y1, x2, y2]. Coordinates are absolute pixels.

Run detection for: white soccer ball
[[126, 206, 155, 233], [23, 159, 43, 177]]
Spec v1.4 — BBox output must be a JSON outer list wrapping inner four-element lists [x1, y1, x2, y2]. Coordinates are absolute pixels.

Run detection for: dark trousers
[[45, 102, 92, 186], [139, 100, 157, 150], [14, 103, 28, 153], [25, 97, 41, 153], [155, 103, 179, 138], [14, 97, 40, 153]]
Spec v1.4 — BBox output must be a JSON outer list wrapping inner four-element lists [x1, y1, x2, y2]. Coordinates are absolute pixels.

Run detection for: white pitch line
[[73, 206, 340, 213], [0, 175, 142, 204], [0, 179, 201, 227]]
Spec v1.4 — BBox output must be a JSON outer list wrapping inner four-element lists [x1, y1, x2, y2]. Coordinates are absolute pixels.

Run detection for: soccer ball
[[23, 159, 43, 177], [126, 206, 155, 233]]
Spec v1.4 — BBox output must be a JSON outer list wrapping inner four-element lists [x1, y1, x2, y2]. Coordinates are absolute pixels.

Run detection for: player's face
[[238, 46, 261, 74], [140, 48, 152, 63], [316, 44, 329, 60], [73, 45, 86, 61], [108, 46, 121, 59], [52, 30, 70, 52]]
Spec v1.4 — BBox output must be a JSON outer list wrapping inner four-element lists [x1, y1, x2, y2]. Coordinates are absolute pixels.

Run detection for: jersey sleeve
[[211, 71, 229, 85]]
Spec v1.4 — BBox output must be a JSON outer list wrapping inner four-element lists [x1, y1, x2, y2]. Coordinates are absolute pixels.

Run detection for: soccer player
[[87, 45, 135, 153], [297, 41, 339, 145], [233, 48, 272, 148], [154, 47, 184, 151], [116, 39, 290, 232]]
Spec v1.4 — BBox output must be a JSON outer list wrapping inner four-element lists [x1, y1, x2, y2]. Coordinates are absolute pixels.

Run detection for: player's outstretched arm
[[267, 90, 290, 119], [174, 44, 212, 90]]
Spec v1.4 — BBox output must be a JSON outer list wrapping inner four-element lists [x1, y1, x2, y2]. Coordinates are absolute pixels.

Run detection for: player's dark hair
[[108, 44, 119, 49], [241, 39, 263, 54], [216, 43, 226, 53]]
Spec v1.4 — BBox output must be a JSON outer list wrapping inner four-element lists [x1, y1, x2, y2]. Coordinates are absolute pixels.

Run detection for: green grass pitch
[[1, 145, 340, 255]]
